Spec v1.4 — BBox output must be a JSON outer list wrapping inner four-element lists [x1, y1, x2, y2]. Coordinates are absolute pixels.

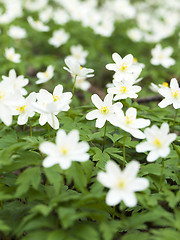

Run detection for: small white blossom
[[136, 123, 176, 162], [112, 107, 150, 139], [106, 53, 142, 81], [151, 44, 175, 68], [5, 47, 21, 63], [48, 29, 69, 48], [2, 69, 29, 95], [36, 65, 54, 84], [98, 160, 149, 207], [158, 78, 180, 109], [149, 82, 169, 93], [12, 92, 36, 125], [40, 129, 89, 169], [74, 76, 91, 91], [34, 85, 72, 129], [86, 93, 123, 128], [68, 45, 88, 65], [8, 25, 27, 39], [64, 57, 94, 79], [27, 16, 49, 32], [107, 79, 141, 100]]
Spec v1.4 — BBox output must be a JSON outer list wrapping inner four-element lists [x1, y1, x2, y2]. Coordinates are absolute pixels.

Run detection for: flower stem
[[102, 122, 107, 152], [173, 109, 178, 131], [48, 124, 50, 140], [29, 119, 32, 136], [123, 135, 126, 169], [160, 158, 165, 191], [72, 74, 77, 98], [112, 206, 115, 219]]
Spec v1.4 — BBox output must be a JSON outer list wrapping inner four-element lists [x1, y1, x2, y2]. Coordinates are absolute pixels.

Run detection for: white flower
[[112, 107, 150, 139], [149, 82, 169, 93], [0, 81, 22, 126], [8, 25, 27, 39], [2, 69, 29, 95], [74, 76, 91, 91], [97, 160, 149, 207], [36, 65, 54, 84], [150, 44, 175, 68], [107, 79, 141, 100], [158, 78, 180, 109], [5, 47, 21, 63], [63, 57, 94, 78], [136, 123, 176, 162], [27, 16, 49, 32], [68, 45, 88, 65], [48, 29, 69, 48], [34, 85, 72, 129], [12, 92, 36, 125], [53, 9, 69, 25], [39, 129, 89, 170], [106, 53, 142, 81], [86, 93, 123, 128]]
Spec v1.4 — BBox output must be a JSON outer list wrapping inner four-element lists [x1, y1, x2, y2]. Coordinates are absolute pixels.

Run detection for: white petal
[[136, 141, 153, 152], [122, 192, 137, 207], [59, 158, 72, 170], [86, 110, 101, 120], [39, 142, 57, 155], [147, 150, 158, 162], [48, 114, 59, 130], [112, 52, 122, 65], [96, 117, 106, 128], [106, 189, 123, 206], [56, 129, 67, 145], [130, 178, 149, 191], [43, 156, 59, 168], [123, 161, 139, 180], [158, 99, 171, 108], [91, 94, 103, 109]]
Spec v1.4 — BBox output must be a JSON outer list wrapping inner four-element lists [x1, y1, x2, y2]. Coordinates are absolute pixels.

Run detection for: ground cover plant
[[0, 0, 180, 239]]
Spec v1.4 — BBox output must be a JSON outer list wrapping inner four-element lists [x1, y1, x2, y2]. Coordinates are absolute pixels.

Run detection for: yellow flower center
[[60, 146, 69, 155], [8, 54, 14, 60], [44, 71, 49, 78], [120, 63, 127, 72], [162, 82, 168, 87], [120, 86, 127, 93], [0, 91, 5, 100], [16, 105, 26, 113], [53, 95, 59, 102], [171, 90, 179, 98], [125, 116, 133, 124], [100, 106, 109, 115], [117, 179, 126, 189], [153, 138, 162, 148], [80, 66, 83, 70], [133, 57, 138, 63]]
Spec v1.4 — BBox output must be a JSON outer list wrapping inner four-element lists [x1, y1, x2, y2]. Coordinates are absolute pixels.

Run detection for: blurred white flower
[[74, 76, 91, 91], [2, 69, 29, 95], [5, 47, 21, 63], [64, 57, 94, 78], [48, 29, 69, 48], [8, 25, 27, 39], [136, 123, 176, 162], [112, 107, 150, 139], [149, 82, 169, 93], [40, 129, 89, 169], [68, 45, 88, 65], [27, 16, 49, 32], [86, 93, 123, 128], [97, 160, 149, 207], [158, 78, 180, 109], [36, 65, 54, 84], [53, 9, 69, 25], [151, 44, 175, 68], [106, 53, 142, 81]]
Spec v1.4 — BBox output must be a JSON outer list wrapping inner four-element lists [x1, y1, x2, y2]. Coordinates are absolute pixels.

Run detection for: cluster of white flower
[[84, 51, 177, 207]]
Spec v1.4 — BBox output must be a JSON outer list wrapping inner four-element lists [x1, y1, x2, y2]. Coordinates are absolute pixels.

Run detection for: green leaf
[[15, 167, 41, 196]]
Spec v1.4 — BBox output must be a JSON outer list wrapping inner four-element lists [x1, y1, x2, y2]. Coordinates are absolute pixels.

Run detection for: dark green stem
[[102, 122, 107, 152], [48, 124, 50, 140], [160, 158, 165, 191], [72, 75, 77, 98]]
